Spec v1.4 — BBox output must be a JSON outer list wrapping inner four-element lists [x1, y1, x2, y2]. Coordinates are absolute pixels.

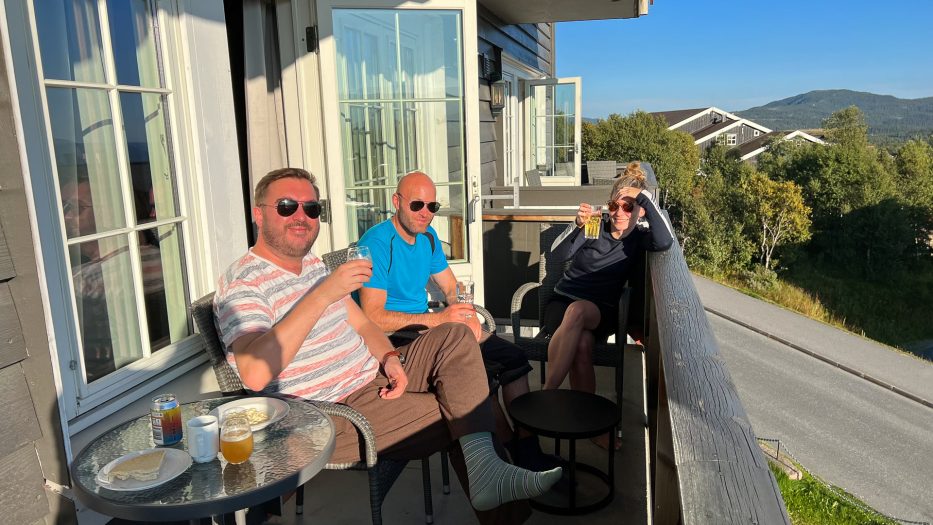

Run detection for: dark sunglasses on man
[[396, 193, 441, 213], [607, 200, 635, 213], [259, 198, 322, 219]]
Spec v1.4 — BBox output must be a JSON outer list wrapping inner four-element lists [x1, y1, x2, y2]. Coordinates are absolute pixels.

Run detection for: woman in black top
[[543, 163, 674, 431]]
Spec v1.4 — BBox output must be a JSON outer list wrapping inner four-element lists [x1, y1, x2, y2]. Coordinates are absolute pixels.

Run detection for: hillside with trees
[[737, 89, 933, 141], [583, 109, 933, 356]]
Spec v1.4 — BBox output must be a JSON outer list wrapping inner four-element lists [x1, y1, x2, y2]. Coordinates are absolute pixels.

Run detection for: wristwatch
[[380, 350, 403, 368]]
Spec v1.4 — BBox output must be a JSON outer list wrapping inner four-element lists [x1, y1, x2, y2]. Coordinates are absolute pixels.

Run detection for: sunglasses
[[260, 198, 322, 219], [607, 200, 635, 213], [397, 193, 441, 213]]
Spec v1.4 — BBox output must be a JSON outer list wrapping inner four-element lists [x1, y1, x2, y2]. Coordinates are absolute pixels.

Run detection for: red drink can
[[150, 393, 183, 445]]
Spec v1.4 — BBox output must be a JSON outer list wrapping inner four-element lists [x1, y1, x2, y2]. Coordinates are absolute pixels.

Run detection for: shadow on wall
[[482, 220, 536, 321]]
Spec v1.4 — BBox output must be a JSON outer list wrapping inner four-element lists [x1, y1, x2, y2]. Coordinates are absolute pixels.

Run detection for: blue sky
[[556, 0, 933, 118]]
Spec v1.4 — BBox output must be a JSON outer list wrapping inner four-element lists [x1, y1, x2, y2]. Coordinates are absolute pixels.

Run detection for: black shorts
[[480, 333, 533, 388], [542, 293, 618, 343], [389, 331, 531, 393]]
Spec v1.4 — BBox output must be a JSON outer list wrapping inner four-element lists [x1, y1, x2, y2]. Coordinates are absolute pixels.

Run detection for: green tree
[[823, 105, 870, 146], [581, 111, 699, 210], [742, 174, 812, 269]]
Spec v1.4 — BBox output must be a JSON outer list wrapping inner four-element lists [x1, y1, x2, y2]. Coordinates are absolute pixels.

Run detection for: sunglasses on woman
[[259, 198, 322, 219], [607, 200, 635, 213], [397, 193, 441, 213]]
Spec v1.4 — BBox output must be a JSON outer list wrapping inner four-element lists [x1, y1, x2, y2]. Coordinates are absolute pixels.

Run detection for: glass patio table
[[70, 396, 334, 522]]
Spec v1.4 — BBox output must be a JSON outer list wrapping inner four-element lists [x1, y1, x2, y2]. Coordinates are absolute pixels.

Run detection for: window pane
[[346, 188, 393, 243], [140, 225, 190, 350], [48, 87, 127, 238], [397, 12, 462, 99], [107, 0, 161, 87], [334, 10, 399, 100], [555, 84, 575, 117], [334, 9, 465, 260], [433, 184, 466, 258], [70, 237, 142, 383], [35, 0, 106, 82], [120, 92, 179, 223]]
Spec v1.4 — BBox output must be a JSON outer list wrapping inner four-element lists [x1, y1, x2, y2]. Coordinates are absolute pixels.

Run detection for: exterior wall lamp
[[480, 46, 504, 115], [489, 80, 506, 114]]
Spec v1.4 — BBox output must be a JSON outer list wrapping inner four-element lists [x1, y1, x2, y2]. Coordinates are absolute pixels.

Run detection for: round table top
[[70, 397, 334, 522], [509, 390, 620, 439]]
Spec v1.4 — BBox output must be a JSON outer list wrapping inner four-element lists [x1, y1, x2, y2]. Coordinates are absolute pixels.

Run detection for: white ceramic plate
[[97, 448, 192, 491], [209, 397, 290, 431]]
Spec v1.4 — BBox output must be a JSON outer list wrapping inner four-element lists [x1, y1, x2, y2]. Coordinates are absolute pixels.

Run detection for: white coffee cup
[[187, 415, 219, 463]]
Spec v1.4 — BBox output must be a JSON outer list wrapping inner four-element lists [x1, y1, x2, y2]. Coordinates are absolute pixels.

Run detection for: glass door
[[526, 77, 582, 186], [320, 7, 468, 260]]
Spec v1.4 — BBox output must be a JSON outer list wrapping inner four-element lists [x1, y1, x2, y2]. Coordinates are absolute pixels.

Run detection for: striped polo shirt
[[214, 250, 378, 402]]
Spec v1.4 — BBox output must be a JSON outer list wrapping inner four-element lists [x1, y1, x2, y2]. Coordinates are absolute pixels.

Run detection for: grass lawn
[[707, 262, 933, 361], [769, 462, 897, 525]]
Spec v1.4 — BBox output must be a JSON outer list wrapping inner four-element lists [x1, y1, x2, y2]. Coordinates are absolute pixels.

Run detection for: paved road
[[708, 309, 933, 522]]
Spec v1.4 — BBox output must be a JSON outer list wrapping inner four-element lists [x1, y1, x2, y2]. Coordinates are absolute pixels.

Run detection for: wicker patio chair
[[509, 224, 631, 405], [586, 160, 617, 186], [190, 293, 433, 525]]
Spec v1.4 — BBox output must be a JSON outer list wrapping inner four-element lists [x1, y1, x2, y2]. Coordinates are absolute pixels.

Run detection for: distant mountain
[[737, 89, 933, 139]]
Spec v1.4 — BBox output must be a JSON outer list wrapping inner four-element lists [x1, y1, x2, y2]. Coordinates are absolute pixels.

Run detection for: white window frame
[[314, 0, 484, 296], [500, 53, 544, 186], [3, 0, 246, 425]]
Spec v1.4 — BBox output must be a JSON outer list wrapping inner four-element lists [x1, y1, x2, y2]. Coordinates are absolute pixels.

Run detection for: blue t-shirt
[[357, 220, 448, 314]]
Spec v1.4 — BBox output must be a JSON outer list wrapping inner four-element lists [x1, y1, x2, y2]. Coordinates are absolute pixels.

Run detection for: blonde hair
[[610, 161, 647, 199]]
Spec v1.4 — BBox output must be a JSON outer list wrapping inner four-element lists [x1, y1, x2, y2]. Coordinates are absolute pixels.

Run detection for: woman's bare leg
[[543, 300, 600, 390], [569, 330, 596, 393]]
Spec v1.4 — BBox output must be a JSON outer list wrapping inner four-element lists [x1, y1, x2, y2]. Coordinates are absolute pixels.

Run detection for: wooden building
[[0, 0, 652, 523]]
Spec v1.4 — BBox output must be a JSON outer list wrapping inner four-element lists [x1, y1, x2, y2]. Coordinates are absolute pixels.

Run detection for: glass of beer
[[584, 204, 603, 239], [219, 409, 253, 464]]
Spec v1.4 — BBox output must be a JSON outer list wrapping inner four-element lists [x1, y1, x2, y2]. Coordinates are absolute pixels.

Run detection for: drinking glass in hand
[[347, 245, 372, 263], [456, 281, 475, 305], [219, 409, 253, 465], [584, 203, 603, 239]]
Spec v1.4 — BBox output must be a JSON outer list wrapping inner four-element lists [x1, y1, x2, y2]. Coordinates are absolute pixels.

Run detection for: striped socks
[[459, 432, 563, 511]]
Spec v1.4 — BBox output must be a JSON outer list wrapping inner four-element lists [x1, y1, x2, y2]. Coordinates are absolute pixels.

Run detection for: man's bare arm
[[230, 260, 371, 391], [357, 286, 446, 332]]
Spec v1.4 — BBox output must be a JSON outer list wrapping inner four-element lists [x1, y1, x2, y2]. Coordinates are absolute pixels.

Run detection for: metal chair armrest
[[616, 286, 632, 350], [510, 282, 542, 342]]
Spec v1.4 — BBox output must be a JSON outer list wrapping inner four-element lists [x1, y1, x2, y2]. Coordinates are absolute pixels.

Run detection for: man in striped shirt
[[214, 168, 559, 522]]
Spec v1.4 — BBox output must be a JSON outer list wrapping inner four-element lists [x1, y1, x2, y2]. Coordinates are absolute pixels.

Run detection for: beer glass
[[219, 409, 253, 464], [584, 204, 603, 239], [347, 245, 372, 263]]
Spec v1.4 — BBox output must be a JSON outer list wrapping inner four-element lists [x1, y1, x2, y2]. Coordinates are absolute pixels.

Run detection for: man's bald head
[[397, 171, 434, 194], [392, 171, 438, 241]]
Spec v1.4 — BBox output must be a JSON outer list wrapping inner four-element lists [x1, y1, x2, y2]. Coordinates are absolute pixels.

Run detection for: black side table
[[509, 390, 620, 515]]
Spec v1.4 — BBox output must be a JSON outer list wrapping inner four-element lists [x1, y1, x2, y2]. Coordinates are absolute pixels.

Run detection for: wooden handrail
[[644, 211, 790, 524]]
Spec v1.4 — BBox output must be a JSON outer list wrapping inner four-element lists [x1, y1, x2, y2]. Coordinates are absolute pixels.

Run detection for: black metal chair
[[190, 293, 437, 525], [509, 224, 631, 405]]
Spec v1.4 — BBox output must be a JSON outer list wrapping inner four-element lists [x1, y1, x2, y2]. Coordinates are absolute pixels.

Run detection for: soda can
[[150, 393, 183, 446]]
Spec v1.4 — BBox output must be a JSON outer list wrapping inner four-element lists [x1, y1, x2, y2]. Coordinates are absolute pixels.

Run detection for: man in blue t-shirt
[[358, 172, 557, 471]]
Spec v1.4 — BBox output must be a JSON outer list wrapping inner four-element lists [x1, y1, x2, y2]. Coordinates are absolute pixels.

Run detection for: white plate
[[209, 397, 290, 431], [97, 449, 192, 491]]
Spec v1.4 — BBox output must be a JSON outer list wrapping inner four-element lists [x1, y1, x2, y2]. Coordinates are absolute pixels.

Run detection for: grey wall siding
[[736, 123, 763, 146], [476, 5, 553, 194], [0, 33, 75, 525], [477, 5, 553, 75], [677, 111, 719, 135]]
